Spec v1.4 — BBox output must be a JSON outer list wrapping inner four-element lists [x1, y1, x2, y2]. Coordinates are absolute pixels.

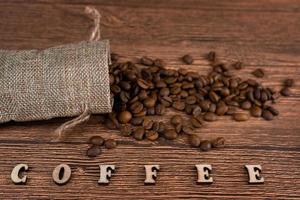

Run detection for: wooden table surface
[[0, 0, 299, 199]]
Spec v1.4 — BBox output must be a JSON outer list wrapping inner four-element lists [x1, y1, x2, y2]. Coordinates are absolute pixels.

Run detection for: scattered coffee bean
[[190, 117, 202, 128], [120, 124, 132, 136], [189, 134, 201, 147], [284, 79, 294, 87], [199, 140, 212, 151], [140, 56, 154, 66], [233, 113, 249, 121], [143, 118, 154, 130], [280, 87, 291, 96], [182, 54, 194, 64], [131, 117, 144, 126], [171, 115, 183, 125], [86, 145, 101, 157], [118, 111, 132, 124], [250, 106, 262, 117], [266, 106, 279, 116], [133, 127, 145, 141], [207, 51, 216, 62], [241, 101, 252, 110], [216, 101, 228, 116], [172, 100, 186, 111], [88, 136, 104, 146], [146, 131, 159, 141], [232, 61, 243, 70], [144, 97, 156, 108], [163, 129, 178, 140], [182, 125, 194, 135], [211, 137, 225, 148], [203, 112, 217, 122], [262, 110, 274, 121], [252, 68, 264, 78], [174, 123, 182, 133], [105, 139, 117, 149]]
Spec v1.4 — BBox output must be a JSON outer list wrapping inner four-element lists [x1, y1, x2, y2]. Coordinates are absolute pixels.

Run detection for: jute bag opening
[[0, 7, 112, 140]]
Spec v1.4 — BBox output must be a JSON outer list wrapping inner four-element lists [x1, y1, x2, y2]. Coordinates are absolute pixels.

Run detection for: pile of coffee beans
[[86, 51, 293, 157]]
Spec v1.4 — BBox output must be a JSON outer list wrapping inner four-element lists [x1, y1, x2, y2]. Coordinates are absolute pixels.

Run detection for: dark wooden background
[[0, 0, 299, 199]]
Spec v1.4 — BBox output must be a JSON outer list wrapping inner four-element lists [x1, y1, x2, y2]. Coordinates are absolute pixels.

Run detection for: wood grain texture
[[0, 0, 299, 199]]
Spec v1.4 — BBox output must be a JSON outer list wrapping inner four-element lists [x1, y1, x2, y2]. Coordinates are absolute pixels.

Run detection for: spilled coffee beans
[[86, 50, 292, 156]]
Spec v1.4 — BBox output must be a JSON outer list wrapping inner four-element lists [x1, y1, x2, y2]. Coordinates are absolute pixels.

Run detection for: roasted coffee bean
[[211, 137, 225, 148], [143, 97, 156, 108], [216, 101, 228, 116], [260, 91, 268, 102], [232, 61, 243, 70], [140, 56, 154, 66], [105, 139, 117, 149], [226, 106, 237, 115], [190, 117, 202, 128], [152, 121, 160, 132], [189, 134, 201, 147], [199, 100, 211, 112], [233, 113, 249, 121], [88, 136, 104, 146], [156, 80, 167, 88], [172, 100, 186, 111], [120, 124, 132, 136], [138, 90, 148, 100], [185, 95, 197, 105], [143, 118, 154, 130], [131, 117, 144, 126], [199, 140, 212, 151], [174, 123, 182, 133], [111, 84, 121, 94], [130, 101, 144, 114], [111, 53, 119, 62], [105, 119, 118, 129], [154, 58, 165, 67], [86, 145, 101, 157], [147, 107, 156, 115], [119, 81, 131, 90], [134, 108, 147, 117], [137, 79, 150, 89], [267, 106, 279, 116], [146, 131, 159, 141], [203, 112, 217, 122], [182, 125, 194, 134], [133, 127, 145, 141], [207, 51, 216, 62], [280, 87, 291, 96], [262, 110, 274, 120], [157, 122, 165, 133], [171, 115, 183, 125], [118, 111, 132, 124], [159, 88, 170, 96], [159, 96, 173, 107], [252, 68, 264, 78], [241, 100, 252, 110], [284, 79, 294, 87], [192, 106, 202, 117], [155, 104, 166, 115], [250, 106, 262, 117], [182, 54, 194, 65], [209, 91, 220, 103], [163, 129, 178, 140]]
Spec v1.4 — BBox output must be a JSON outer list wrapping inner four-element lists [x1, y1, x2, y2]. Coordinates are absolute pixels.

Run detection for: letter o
[[52, 164, 71, 185]]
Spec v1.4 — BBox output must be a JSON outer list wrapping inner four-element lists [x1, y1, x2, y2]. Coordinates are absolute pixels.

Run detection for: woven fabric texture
[[0, 40, 111, 123]]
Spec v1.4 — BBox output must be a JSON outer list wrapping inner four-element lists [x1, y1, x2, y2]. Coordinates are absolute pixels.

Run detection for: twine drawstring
[[54, 6, 101, 141]]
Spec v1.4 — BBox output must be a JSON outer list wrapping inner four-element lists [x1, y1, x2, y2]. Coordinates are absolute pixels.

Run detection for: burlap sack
[[0, 40, 112, 123]]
